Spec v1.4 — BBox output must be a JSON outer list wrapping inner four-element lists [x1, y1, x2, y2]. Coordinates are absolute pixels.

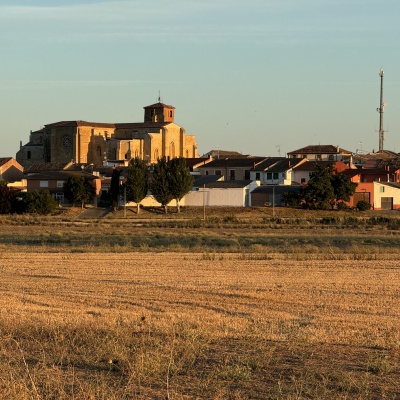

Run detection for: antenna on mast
[[377, 68, 387, 152]]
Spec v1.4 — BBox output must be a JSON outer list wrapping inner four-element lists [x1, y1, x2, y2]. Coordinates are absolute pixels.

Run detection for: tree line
[[110, 156, 193, 213], [0, 161, 369, 215]]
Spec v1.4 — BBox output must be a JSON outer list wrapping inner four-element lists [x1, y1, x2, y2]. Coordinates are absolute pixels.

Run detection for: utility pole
[[377, 68, 386, 152]]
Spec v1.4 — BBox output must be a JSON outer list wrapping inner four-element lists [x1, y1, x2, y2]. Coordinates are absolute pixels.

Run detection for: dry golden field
[[0, 210, 400, 399]]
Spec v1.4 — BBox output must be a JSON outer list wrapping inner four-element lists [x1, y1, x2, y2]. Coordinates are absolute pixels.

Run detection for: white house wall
[[183, 188, 246, 207], [373, 182, 400, 210], [292, 170, 311, 184]]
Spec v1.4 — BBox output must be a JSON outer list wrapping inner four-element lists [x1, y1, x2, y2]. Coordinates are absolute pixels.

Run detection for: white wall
[[373, 182, 400, 209], [184, 188, 246, 207]]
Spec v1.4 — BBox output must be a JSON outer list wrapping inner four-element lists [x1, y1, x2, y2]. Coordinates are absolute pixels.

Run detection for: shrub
[[24, 190, 59, 214], [337, 201, 350, 211], [356, 200, 371, 211]]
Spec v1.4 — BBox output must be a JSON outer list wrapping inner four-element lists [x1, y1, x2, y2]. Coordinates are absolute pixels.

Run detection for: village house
[[349, 181, 400, 210], [343, 166, 400, 184], [0, 157, 24, 183], [287, 145, 353, 163], [25, 171, 101, 204], [196, 156, 266, 181], [250, 157, 307, 185], [291, 160, 351, 185], [184, 180, 259, 207]]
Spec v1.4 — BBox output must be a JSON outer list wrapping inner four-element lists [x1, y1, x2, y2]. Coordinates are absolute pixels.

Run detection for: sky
[[1, 0, 400, 158]]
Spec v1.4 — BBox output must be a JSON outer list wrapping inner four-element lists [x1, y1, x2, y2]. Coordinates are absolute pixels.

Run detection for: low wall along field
[[0, 211, 400, 399]]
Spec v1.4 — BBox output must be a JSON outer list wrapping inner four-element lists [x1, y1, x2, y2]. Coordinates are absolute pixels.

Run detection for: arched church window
[[169, 142, 175, 159]]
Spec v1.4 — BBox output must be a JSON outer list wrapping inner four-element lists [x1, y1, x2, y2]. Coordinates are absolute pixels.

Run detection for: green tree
[[331, 172, 358, 204], [109, 167, 122, 211], [0, 184, 13, 214], [63, 175, 96, 208], [124, 157, 148, 214], [302, 164, 357, 209], [168, 157, 193, 213], [24, 190, 58, 214], [150, 157, 174, 213], [281, 190, 301, 207], [302, 164, 335, 209]]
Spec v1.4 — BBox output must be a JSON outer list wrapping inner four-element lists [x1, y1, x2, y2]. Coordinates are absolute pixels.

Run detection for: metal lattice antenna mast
[[377, 68, 385, 152]]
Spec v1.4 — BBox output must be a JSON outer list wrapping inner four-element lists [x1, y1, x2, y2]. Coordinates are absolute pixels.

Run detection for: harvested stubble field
[[0, 209, 400, 399]]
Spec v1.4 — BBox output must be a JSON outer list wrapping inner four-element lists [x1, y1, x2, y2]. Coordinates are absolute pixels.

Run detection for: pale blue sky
[[1, 0, 400, 158]]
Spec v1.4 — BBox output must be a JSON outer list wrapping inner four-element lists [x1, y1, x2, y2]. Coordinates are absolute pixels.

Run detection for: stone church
[[16, 101, 199, 168]]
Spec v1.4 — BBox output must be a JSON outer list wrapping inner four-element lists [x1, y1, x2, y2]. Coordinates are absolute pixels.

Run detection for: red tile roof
[[292, 160, 343, 172], [0, 157, 12, 167], [288, 145, 352, 155]]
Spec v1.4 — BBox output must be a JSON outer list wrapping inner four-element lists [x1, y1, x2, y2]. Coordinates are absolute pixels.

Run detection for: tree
[[109, 167, 122, 211], [24, 190, 59, 214], [168, 157, 193, 213], [281, 190, 301, 208], [63, 175, 96, 208], [124, 157, 148, 214], [0, 184, 13, 214], [301, 164, 357, 209], [331, 172, 358, 204], [150, 157, 174, 213]]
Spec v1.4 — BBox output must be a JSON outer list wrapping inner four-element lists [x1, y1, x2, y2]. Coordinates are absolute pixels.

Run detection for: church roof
[[115, 122, 170, 129], [144, 102, 175, 109], [45, 121, 115, 128]]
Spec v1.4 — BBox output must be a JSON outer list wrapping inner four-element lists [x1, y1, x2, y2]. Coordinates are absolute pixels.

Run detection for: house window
[[205, 170, 209, 175], [40, 181, 49, 188], [267, 172, 272, 180], [301, 178, 306, 183], [169, 110, 173, 118], [316, 155, 322, 160], [215, 170, 222, 176], [255, 172, 260, 180], [229, 170, 235, 180], [273, 172, 278, 180], [27, 151, 31, 160], [380, 186, 385, 193], [328, 155, 334, 161], [97, 146, 102, 157], [57, 181, 64, 188]]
